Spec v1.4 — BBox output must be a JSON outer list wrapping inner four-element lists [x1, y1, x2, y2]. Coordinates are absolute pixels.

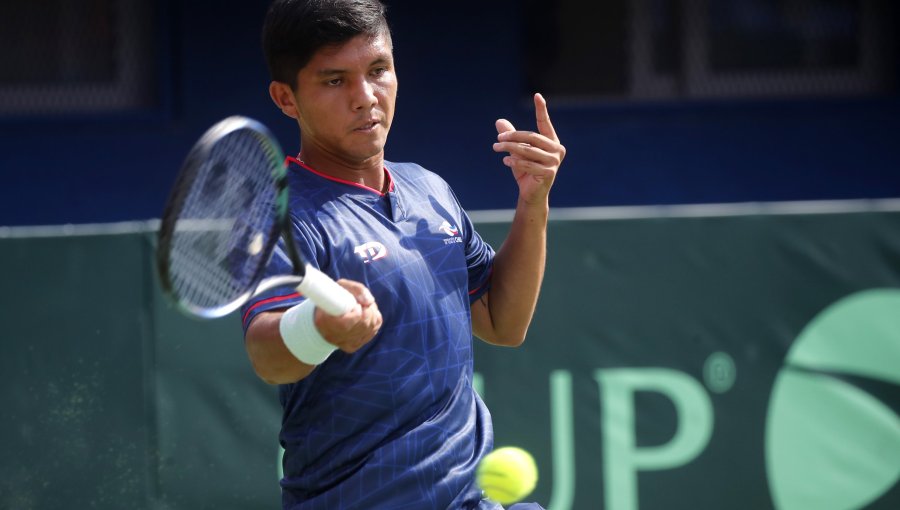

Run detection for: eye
[[327, 78, 343, 86], [371, 67, 387, 77]]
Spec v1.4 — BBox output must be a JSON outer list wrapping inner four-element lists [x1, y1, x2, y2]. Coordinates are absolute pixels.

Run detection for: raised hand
[[493, 93, 566, 206]]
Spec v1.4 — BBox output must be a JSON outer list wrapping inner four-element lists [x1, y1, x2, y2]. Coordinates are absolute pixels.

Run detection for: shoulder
[[284, 161, 342, 216], [386, 160, 454, 195], [386, 160, 444, 182]]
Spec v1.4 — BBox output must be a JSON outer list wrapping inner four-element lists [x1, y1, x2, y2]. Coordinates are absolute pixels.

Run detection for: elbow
[[245, 333, 304, 385], [250, 358, 306, 385], [251, 363, 283, 386], [483, 329, 528, 348], [501, 334, 527, 348], [499, 322, 530, 347], [248, 346, 313, 384], [246, 351, 283, 385]]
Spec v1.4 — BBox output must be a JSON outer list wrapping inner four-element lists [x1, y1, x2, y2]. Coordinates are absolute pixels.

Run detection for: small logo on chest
[[354, 241, 388, 263], [439, 221, 463, 245]]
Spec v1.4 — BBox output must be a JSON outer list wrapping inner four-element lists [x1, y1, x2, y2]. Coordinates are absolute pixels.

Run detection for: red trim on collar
[[286, 156, 395, 196]]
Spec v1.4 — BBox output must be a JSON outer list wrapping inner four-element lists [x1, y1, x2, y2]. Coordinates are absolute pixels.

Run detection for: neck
[[297, 149, 387, 194]]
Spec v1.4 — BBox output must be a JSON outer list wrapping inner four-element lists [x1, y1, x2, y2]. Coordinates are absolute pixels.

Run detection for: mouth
[[354, 119, 381, 133]]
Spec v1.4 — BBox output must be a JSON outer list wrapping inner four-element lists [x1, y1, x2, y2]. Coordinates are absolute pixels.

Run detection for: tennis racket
[[156, 115, 356, 319]]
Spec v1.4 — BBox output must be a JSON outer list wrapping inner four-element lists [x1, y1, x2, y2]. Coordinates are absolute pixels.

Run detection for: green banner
[[0, 231, 153, 508], [1, 207, 899, 509], [473, 210, 900, 510]]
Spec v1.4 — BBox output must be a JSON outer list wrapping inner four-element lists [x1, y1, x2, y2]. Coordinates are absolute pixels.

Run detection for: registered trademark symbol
[[703, 351, 736, 393]]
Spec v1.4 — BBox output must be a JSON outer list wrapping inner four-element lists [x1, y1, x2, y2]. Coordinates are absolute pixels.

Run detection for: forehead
[[307, 32, 393, 70]]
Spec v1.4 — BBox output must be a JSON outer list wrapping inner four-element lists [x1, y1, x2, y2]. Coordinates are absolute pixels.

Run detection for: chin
[[355, 141, 387, 160]]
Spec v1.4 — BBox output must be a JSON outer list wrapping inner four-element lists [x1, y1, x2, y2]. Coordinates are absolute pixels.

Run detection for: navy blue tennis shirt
[[241, 157, 497, 509]]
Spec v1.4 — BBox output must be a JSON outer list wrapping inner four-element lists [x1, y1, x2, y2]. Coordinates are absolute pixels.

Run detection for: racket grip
[[296, 265, 358, 316]]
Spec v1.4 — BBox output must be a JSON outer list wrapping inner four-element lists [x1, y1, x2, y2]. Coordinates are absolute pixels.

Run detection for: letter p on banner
[[595, 368, 714, 510]]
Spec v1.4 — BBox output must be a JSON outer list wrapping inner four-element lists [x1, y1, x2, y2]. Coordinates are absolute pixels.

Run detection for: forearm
[[244, 282, 382, 384], [245, 311, 317, 385], [480, 198, 548, 345]]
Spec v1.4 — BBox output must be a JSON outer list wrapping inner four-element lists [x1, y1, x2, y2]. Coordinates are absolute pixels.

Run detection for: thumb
[[495, 118, 515, 135]]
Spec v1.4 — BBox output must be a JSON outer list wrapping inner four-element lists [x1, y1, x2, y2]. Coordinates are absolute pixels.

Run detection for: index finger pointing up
[[534, 93, 558, 142]]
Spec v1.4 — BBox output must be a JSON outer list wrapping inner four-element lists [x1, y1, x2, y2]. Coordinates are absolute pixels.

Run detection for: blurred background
[[0, 0, 897, 225], [1, 1, 899, 510]]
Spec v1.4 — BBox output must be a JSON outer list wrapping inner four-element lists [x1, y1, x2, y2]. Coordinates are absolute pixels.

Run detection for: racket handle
[[296, 265, 358, 316]]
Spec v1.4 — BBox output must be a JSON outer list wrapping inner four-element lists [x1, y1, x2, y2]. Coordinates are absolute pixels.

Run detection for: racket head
[[157, 116, 296, 318]]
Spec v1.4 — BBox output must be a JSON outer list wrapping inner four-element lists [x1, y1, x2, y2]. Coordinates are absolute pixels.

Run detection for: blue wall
[[1, 0, 898, 226]]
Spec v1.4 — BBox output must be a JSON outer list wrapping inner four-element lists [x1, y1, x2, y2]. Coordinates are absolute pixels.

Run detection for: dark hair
[[262, 0, 390, 88]]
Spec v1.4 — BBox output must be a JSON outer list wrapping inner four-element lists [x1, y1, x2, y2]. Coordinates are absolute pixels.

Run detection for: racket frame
[[157, 116, 298, 319]]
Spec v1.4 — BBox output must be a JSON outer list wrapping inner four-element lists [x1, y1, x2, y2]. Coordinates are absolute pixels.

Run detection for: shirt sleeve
[[451, 189, 495, 304], [239, 217, 321, 333]]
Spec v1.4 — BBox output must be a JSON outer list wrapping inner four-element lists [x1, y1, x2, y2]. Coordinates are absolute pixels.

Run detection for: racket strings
[[169, 129, 279, 311]]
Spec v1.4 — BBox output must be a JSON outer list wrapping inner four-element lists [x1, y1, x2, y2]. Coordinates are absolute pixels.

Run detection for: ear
[[269, 81, 299, 119]]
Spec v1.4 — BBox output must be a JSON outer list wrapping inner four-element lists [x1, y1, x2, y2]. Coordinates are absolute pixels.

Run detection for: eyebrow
[[316, 56, 393, 76]]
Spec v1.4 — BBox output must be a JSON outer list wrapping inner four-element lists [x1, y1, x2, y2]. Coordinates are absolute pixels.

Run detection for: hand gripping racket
[[156, 116, 357, 319]]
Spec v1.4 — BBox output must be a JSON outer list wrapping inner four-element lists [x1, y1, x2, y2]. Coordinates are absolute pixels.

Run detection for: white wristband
[[279, 299, 338, 365]]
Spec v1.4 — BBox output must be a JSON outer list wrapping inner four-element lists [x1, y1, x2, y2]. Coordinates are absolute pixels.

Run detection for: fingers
[[315, 279, 382, 353], [533, 93, 558, 142], [496, 118, 516, 135], [493, 140, 559, 168], [492, 93, 565, 203], [493, 93, 563, 156], [499, 155, 558, 178], [493, 128, 565, 172]]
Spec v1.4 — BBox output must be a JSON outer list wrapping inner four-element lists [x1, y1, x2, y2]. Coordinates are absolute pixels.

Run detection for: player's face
[[293, 32, 397, 166]]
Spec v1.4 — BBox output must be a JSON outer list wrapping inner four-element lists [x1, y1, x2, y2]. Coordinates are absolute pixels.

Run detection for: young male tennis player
[[241, 1, 565, 508]]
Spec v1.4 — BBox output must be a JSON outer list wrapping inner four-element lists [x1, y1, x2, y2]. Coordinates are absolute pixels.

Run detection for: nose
[[352, 78, 378, 111]]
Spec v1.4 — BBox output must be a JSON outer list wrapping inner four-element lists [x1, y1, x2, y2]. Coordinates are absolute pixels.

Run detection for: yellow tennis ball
[[476, 446, 538, 505]]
